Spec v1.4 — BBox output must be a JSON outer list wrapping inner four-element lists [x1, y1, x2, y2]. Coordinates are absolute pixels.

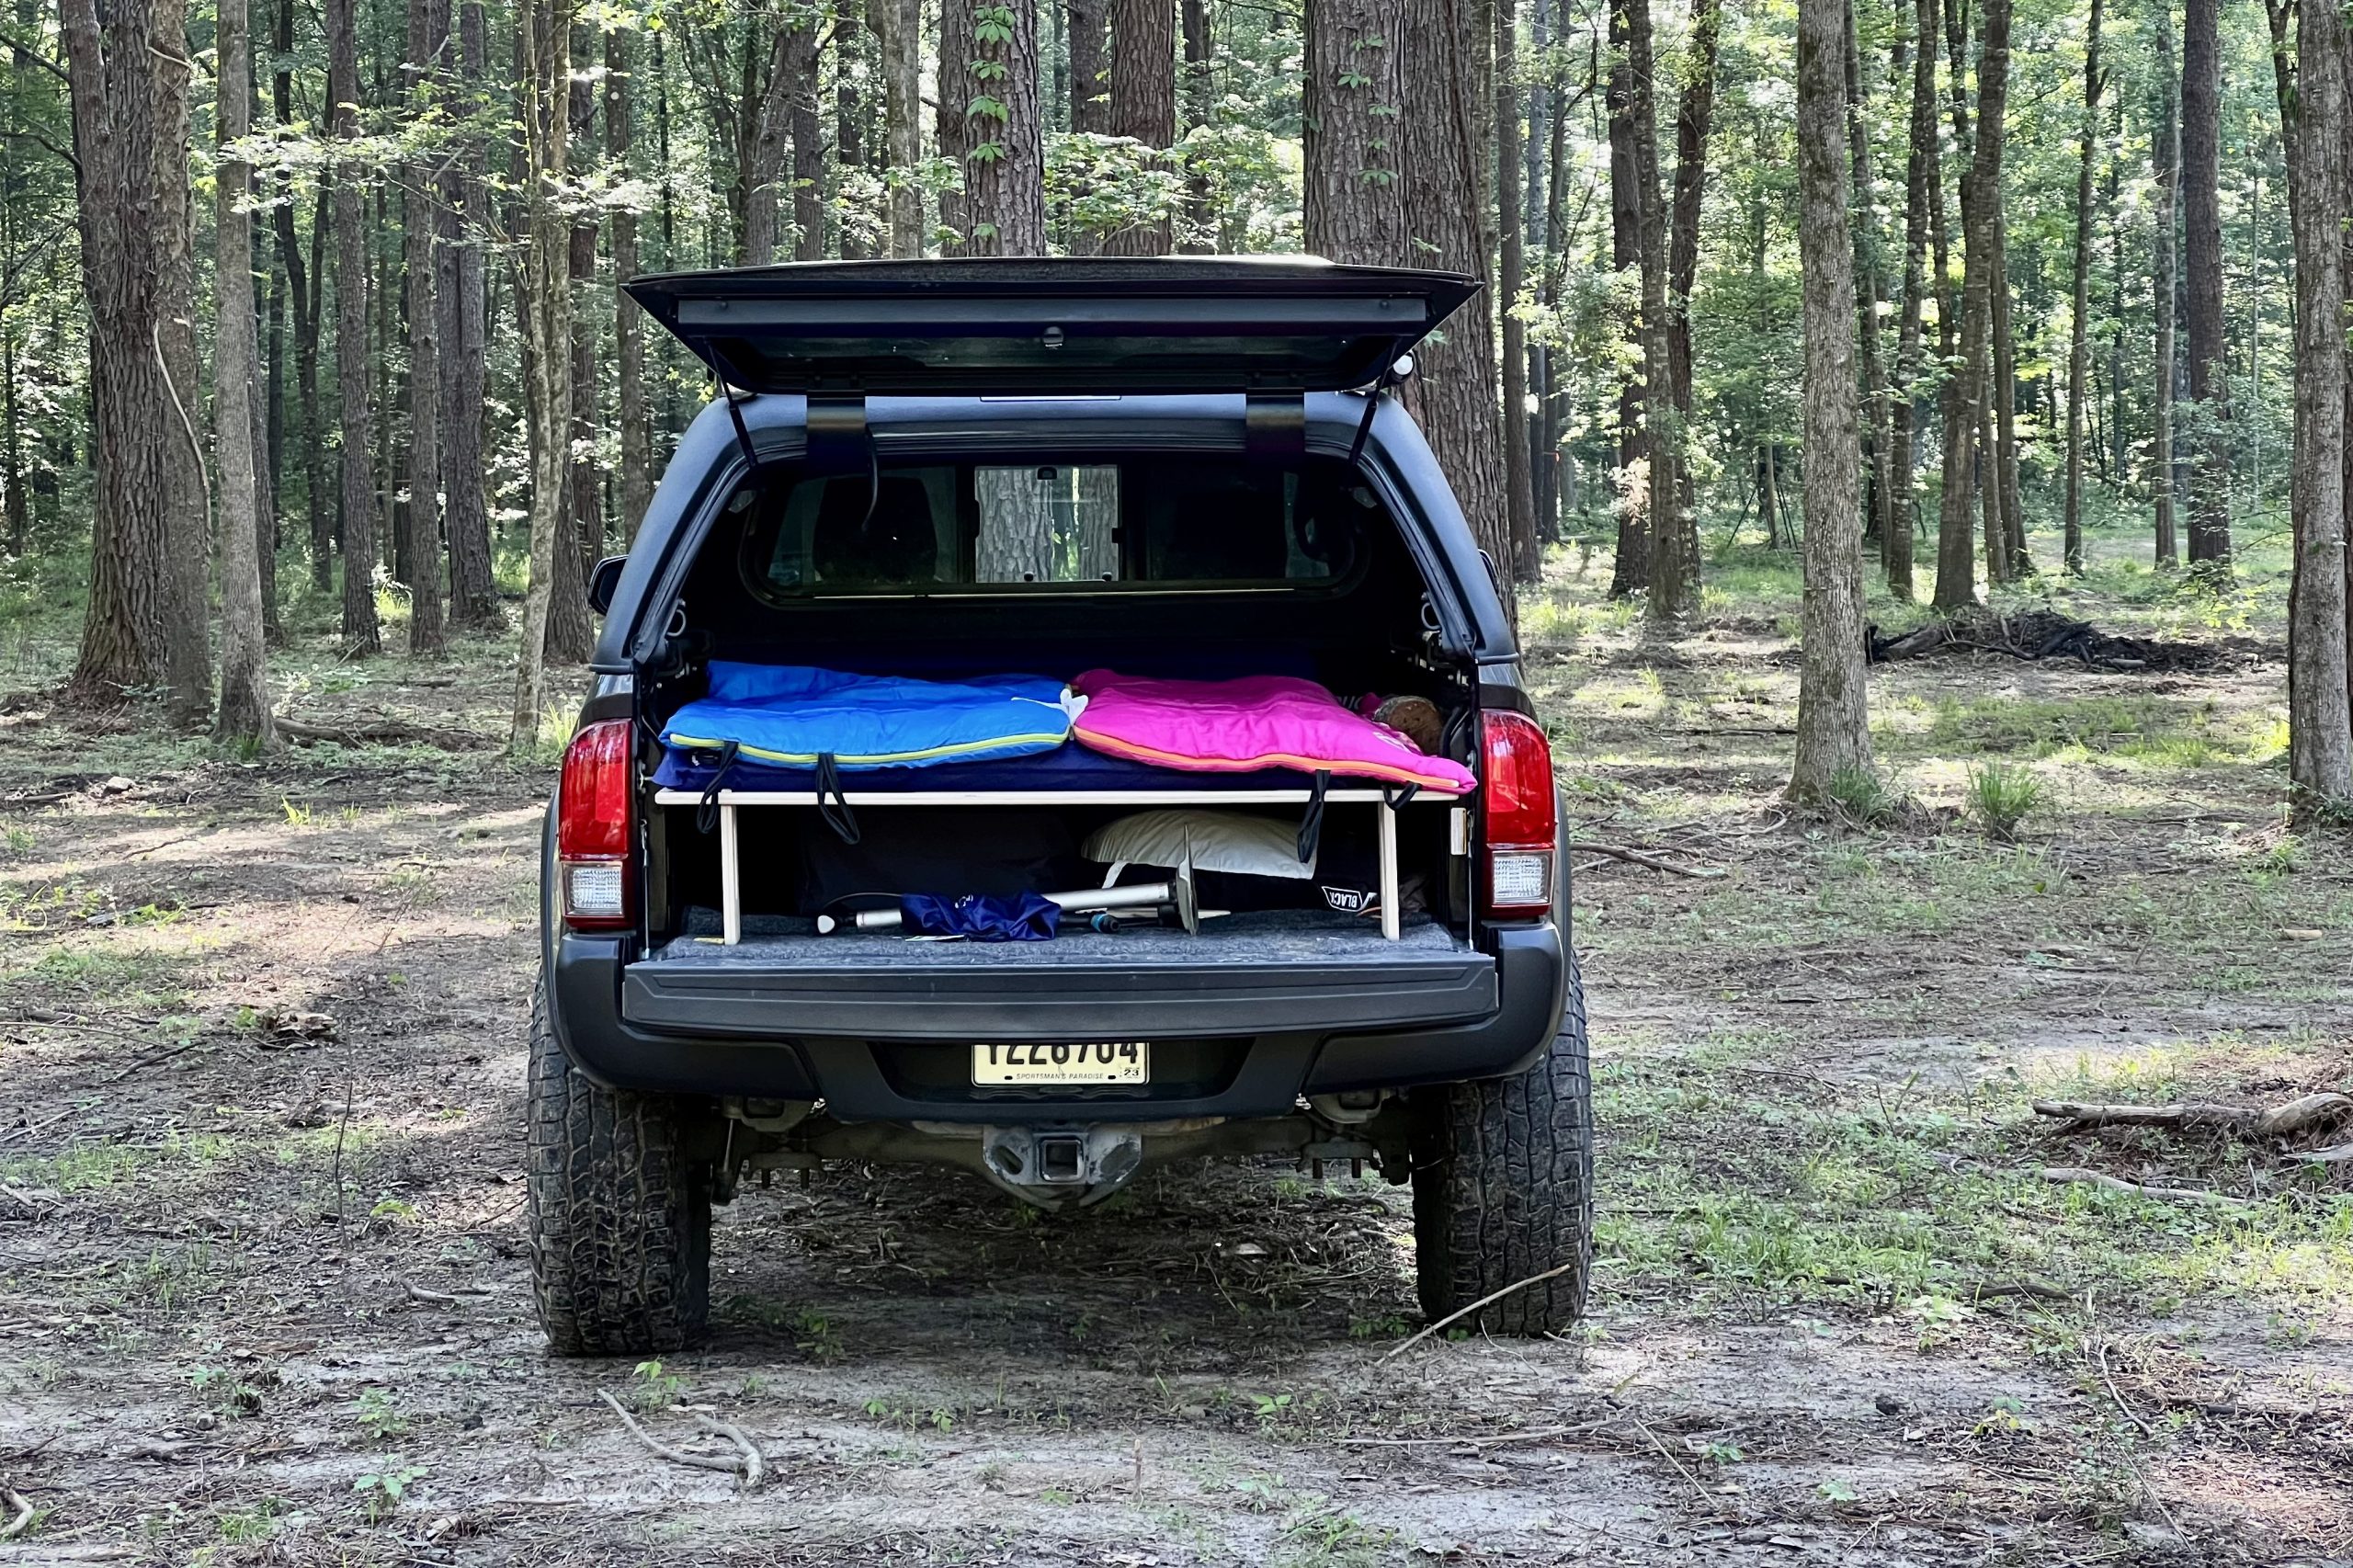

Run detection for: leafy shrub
[[1965, 763, 2042, 840]]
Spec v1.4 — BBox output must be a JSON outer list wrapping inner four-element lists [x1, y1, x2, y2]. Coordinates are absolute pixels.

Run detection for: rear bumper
[[545, 923, 1566, 1123]]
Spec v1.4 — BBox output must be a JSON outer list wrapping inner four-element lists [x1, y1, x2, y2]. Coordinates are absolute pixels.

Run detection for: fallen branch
[[597, 1390, 751, 1483], [2033, 1093, 2351, 1137], [2293, 1142, 2353, 1165], [1335, 1423, 1597, 1448], [404, 1281, 490, 1305], [2038, 1166, 2246, 1207], [0, 1483, 31, 1540], [1381, 1260, 1578, 1361], [1569, 843, 1728, 879], [95, 1041, 199, 1085], [275, 715, 498, 752], [693, 1413, 764, 1490]]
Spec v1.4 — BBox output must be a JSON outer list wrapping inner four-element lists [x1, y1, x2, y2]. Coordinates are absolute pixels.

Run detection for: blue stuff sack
[[898, 892, 1061, 942]]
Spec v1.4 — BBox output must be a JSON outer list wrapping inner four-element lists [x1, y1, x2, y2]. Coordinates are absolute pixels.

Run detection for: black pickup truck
[[534, 257, 1589, 1353]]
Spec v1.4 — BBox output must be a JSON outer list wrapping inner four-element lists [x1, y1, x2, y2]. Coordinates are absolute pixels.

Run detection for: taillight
[[558, 719, 633, 929], [1481, 709, 1557, 918]]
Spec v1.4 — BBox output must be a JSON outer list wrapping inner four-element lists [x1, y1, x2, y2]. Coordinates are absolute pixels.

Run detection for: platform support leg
[[1378, 798, 1400, 941], [721, 803, 742, 946]]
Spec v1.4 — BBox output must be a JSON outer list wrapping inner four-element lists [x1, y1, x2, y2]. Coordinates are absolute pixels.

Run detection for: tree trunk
[[1304, 0, 1409, 267], [874, 0, 924, 256], [1180, 0, 1213, 252], [447, 0, 499, 626], [1605, 0, 1647, 597], [743, 21, 802, 266], [1932, 0, 2006, 609], [1069, 0, 1109, 131], [1887, 0, 1935, 600], [1497, 0, 1537, 583], [63, 0, 211, 712], [404, 0, 446, 656], [149, 0, 209, 722], [2180, 0, 2229, 566], [512, 0, 574, 750], [2151, 6, 2179, 565], [1666, 0, 1721, 563], [2288, 0, 2353, 809], [789, 19, 824, 260], [1105, 0, 1176, 254], [1623, 0, 1686, 620], [1392, 0, 1513, 621], [275, 0, 330, 596], [965, 0, 1048, 255], [1844, 0, 1892, 555], [215, 0, 274, 744], [1790, 0, 1872, 800], [1535, 24, 1572, 541], [1990, 212, 2028, 575], [938, 0, 975, 244], [2062, 0, 2104, 574], [609, 26, 652, 537], [328, 0, 381, 652]]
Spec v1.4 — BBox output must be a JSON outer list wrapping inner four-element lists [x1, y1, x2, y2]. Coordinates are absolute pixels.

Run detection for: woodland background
[[15, 0, 2353, 812]]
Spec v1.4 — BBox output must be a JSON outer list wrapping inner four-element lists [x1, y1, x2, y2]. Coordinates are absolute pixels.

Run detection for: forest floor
[[0, 526, 2347, 1566]]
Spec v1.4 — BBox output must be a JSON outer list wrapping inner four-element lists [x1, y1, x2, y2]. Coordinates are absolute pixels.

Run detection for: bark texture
[[2288, 0, 2353, 808], [1790, 0, 1873, 800], [1623, 0, 1687, 619], [511, 0, 574, 749], [61, 0, 210, 714], [1399, 0, 1514, 618], [404, 0, 446, 655], [1105, 0, 1176, 254], [448, 0, 499, 625], [1303, 0, 1409, 267], [216, 0, 273, 744], [965, 0, 1048, 255], [1497, 0, 1537, 582], [1069, 0, 1109, 132], [329, 0, 381, 652], [2181, 0, 2230, 565], [2151, 5, 2179, 565], [874, 0, 924, 256], [2062, 0, 2104, 574], [1887, 0, 1936, 600]]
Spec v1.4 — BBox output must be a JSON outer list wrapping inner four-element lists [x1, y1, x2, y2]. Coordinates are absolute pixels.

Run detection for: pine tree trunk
[[1069, 0, 1109, 131], [2151, 7, 2180, 565], [938, 1, 975, 244], [2062, 0, 2104, 574], [1790, 0, 1872, 800], [2288, 0, 2353, 808], [875, 0, 924, 256], [1536, 26, 1571, 541], [63, 0, 210, 710], [215, 0, 274, 743], [609, 27, 652, 537], [1886, 0, 1935, 600], [2180, 0, 2230, 566], [1605, 0, 1647, 597], [1623, 0, 1687, 619], [1180, 0, 1213, 251], [1932, 0, 2005, 609], [1844, 0, 1892, 555], [789, 20, 824, 260], [744, 22, 801, 265], [1497, 0, 1537, 583], [1303, 0, 1408, 267], [447, 0, 499, 626], [1105, 0, 1176, 254], [511, 0, 574, 750], [965, 0, 1047, 255], [150, 0, 210, 723], [1666, 0, 1721, 563], [328, 0, 381, 652], [404, 0, 446, 656], [1991, 218, 2028, 575]]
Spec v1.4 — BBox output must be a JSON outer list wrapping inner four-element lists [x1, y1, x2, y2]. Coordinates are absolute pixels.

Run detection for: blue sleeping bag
[[661, 663, 1078, 772]]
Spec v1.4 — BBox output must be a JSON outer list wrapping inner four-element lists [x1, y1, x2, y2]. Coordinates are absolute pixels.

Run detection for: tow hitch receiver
[[982, 1125, 1144, 1209]]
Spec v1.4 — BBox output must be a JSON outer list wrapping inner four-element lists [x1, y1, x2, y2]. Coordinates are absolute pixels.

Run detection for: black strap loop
[[1297, 769, 1331, 865], [695, 740, 740, 835], [814, 752, 861, 845], [1382, 782, 1420, 811]]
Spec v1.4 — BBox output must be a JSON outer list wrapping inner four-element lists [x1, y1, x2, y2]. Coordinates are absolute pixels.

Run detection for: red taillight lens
[[1481, 709, 1557, 917], [557, 719, 633, 929]]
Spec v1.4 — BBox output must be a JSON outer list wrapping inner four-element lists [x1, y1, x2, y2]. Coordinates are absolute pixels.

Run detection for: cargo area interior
[[632, 447, 1483, 966]]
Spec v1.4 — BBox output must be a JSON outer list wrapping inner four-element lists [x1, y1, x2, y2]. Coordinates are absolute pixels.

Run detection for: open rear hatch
[[621, 256, 1481, 397]]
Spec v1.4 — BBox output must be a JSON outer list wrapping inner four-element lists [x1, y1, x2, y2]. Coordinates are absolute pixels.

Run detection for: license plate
[[972, 1041, 1150, 1085]]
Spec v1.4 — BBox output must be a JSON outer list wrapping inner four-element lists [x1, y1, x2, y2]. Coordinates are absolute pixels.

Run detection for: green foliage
[[352, 1460, 426, 1523], [1965, 763, 2045, 840], [1825, 766, 1901, 826]]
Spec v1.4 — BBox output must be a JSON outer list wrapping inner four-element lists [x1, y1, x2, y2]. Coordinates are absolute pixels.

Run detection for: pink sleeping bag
[[1070, 670, 1477, 792]]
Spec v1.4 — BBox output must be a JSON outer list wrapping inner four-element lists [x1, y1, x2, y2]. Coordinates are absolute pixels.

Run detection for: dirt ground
[[1, 577, 2348, 1566]]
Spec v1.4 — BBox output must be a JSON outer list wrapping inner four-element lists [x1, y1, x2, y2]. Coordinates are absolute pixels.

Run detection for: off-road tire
[[527, 978, 713, 1355], [1408, 957, 1593, 1335]]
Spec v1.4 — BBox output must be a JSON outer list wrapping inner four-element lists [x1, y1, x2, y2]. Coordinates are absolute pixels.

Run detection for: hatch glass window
[[745, 459, 1362, 597]]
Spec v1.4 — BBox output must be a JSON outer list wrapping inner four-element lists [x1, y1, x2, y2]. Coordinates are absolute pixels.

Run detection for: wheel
[[1408, 955, 1593, 1336], [526, 976, 714, 1355]]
